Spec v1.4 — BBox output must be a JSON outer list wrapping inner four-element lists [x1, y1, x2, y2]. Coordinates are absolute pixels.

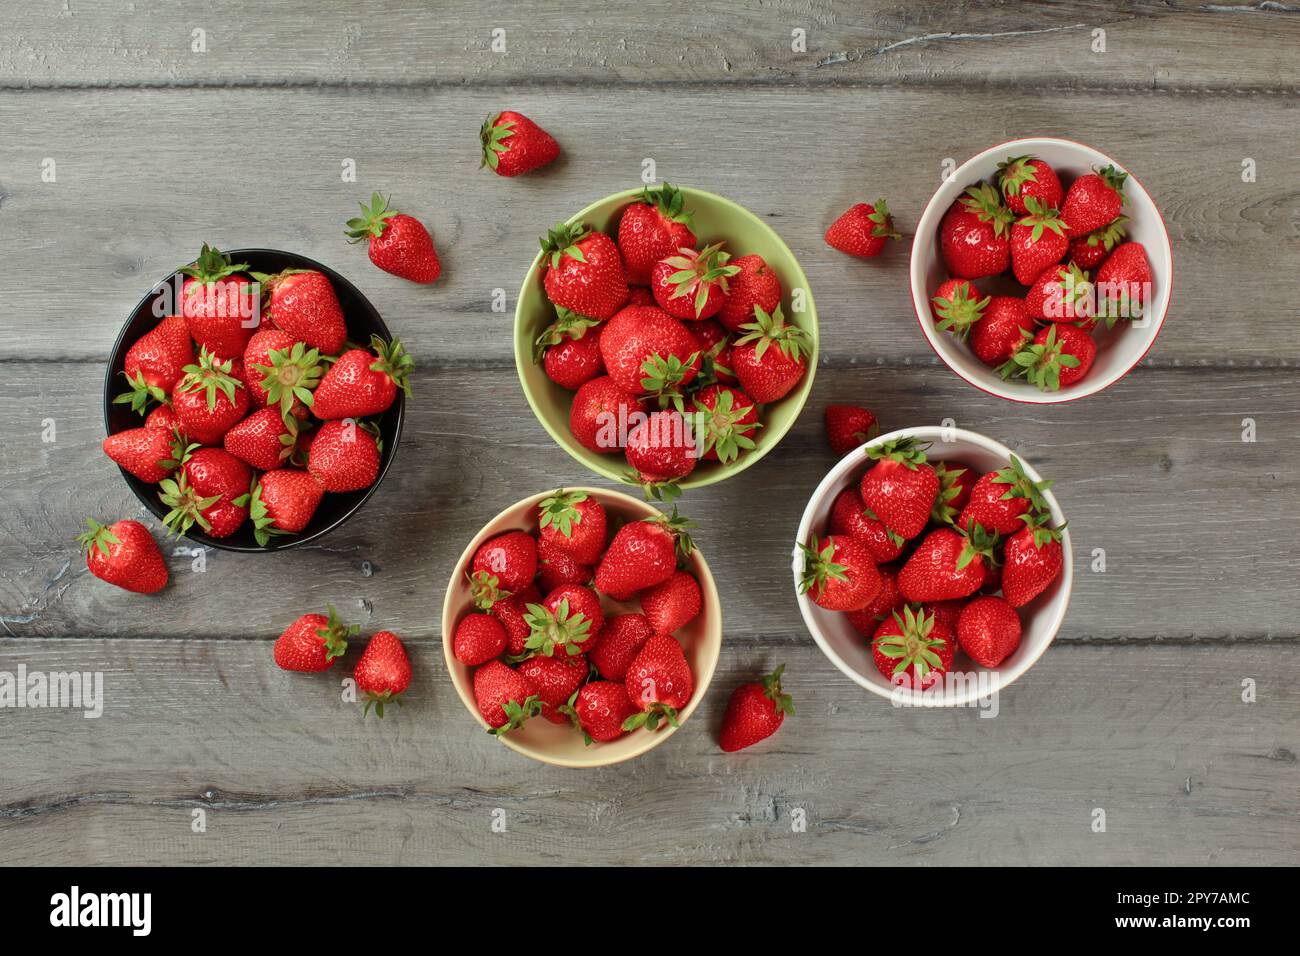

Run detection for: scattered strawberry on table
[[345, 193, 441, 283], [77, 518, 169, 594], [719, 664, 794, 752], [480, 111, 559, 177], [824, 200, 901, 258], [930, 155, 1154, 392], [272, 606, 411, 718]]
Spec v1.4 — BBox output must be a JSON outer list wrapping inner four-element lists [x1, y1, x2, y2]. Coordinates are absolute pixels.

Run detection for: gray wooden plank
[[1, 1, 1297, 92], [3, 363, 1297, 641], [0, 638, 1294, 865], [0, 87, 1295, 365]]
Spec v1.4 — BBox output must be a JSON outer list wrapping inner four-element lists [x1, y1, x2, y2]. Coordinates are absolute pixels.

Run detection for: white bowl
[[910, 137, 1173, 404], [793, 427, 1073, 706]]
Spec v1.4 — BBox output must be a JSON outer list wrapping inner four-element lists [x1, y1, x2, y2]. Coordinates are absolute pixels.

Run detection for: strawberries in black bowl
[[102, 246, 406, 552]]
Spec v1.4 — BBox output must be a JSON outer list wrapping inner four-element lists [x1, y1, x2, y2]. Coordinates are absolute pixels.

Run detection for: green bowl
[[513, 186, 819, 490]]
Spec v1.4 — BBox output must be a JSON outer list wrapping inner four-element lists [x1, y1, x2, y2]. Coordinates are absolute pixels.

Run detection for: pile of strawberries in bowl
[[102, 245, 408, 551]]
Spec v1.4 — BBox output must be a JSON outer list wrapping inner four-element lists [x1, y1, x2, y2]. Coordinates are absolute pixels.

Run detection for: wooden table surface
[[1, 1, 1296, 866]]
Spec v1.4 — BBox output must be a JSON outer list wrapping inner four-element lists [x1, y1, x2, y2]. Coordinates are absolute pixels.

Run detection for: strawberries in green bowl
[[515, 186, 819, 499]]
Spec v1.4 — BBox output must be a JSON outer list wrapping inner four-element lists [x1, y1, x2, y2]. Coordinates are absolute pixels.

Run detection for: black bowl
[[103, 248, 405, 552]]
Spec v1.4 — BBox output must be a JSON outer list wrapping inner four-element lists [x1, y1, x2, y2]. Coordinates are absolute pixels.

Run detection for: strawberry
[[872, 606, 955, 690], [244, 329, 320, 418], [1068, 216, 1128, 270], [1002, 514, 1065, 608], [113, 315, 195, 414], [538, 490, 606, 564], [692, 384, 759, 463], [846, 564, 903, 633], [824, 404, 879, 456], [1060, 165, 1127, 235], [939, 184, 1012, 279], [474, 660, 541, 733], [307, 419, 381, 492], [472, 530, 538, 593], [102, 425, 188, 483], [145, 404, 180, 431], [354, 630, 412, 717], [931, 461, 976, 524], [640, 570, 702, 635], [859, 436, 939, 541], [981, 558, 1003, 593], [453, 613, 509, 666], [158, 447, 251, 539], [824, 200, 901, 258], [77, 518, 168, 594], [480, 110, 559, 177], [273, 606, 357, 672], [561, 681, 637, 743], [957, 456, 1051, 535], [1026, 262, 1093, 323], [931, 279, 990, 339], [627, 287, 655, 306], [179, 244, 258, 361], [345, 193, 441, 284], [829, 487, 904, 563], [1095, 241, 1153, 325], [522, 592, 598, 658], [717, 254, 782, 333], [311, 335, 413, 420], [1009, 197, 1068, 285], [897, 525, 997, 603], [172, 349, 250, 445], [623, 632, 694, 730], [538, 584, 605, 649], [996, 155, 1063, 216], [595, 508, 695, 600], [651, 242, 739, 320], [799, 534, 881, 612], [540, 222, 629, 320], [537, 538, 593, 592], [598, 305, 700, 400], [256, 269, 347, 356], [487, 584, 541, 657], [1000, 323, 1096, 392], [617, 183, 697, 284], [970, 296, 1035, 367], [540, 315, 604, 390], [692, 319, 737, 385], [731, 304, 811, 403], [720, 664, 794, 752], [957, 596, 1022, 668], [223, 406, 296, 470], [590, 613, 653, 681], [569, 376, 642, 455], [517, 653, 587, 724], [240, 469, 324, 544]]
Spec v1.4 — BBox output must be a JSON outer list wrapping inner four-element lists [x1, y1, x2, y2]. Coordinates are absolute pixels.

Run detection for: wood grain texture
[[2, 0, 1297, 92], [0, 87, 1295, 365]]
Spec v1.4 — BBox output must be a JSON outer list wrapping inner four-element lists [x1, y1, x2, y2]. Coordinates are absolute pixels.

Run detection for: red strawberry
[[957, 596, 1022, 668], [996, 155, 1063, 216], [257, 269, 347, 355], [179, 244, 258, 361], [472, 530, 538, 593], [859, 436, 939, 541], [627, 287, 655, 306], [825, 200, 901, 258], [651, 242, 739, 320], [958, 456, 1052, 535], [897, 526, 997, 603], [145, 404, 180, 431], [354, 630, 412, 717], [172, 349, 250, 445], [828, 486, 904, 563], [623, 632, 694, 730], [480, 110, 559, 177], [717, 254, 782, 333], [568, 375, 641, 455], [223, 406, 296, 471], [1061, 165, 1127, 235], [692, 384, 758, 464], [113, 315, 195, 415], [158, 447, 251, 538], [970, 296, 1035, 367], [540, 222, 629, 320], [1095, 241, 1153, 325], [1009, 197, 1069, 285], [345, 193, 441, 284], [517, 653, 587, 724], [1026, 262, 1094, 323], [240, 469, 324, 545], [799, 534, 881, 612], [453, 613, 509, 666], [1000, 323, 1096, 392], [731, 304, 812, 403], [931, 279, 990, 339], [925, 599, 966, 635], [487, 584, 541, 657], [692, 319, 737, 385], [102, 425, 187, 483], [846, 564, 903, 633], [598, 305, 700, 400], [625, 408, 698, 496], [311, 336, 412, 420], [640, 570, 702, 635], [872, 606, 955, 690], [720, 664, 794, 752], [307, 419, 381, 491], [1068, 216, 1128, 270], [537, 538, 593, 592], [537, 584, 605, 652], [939, 184, 1012, 279], [590, 613, 653, 681], [824, 404, 879, 456], [538, 489, 606, 564], [473, 660, 541, 733], [1002, 514, 1065, 608], [77, 518, 168, 594], [562, 681, 637, 743], [540, 316, 604, 390], [243, 329, 320, 418], [930, 461, 976, 524], [617, 183, 697, 284], [595, 508, 695, 600], [273, 606, 357, 672]]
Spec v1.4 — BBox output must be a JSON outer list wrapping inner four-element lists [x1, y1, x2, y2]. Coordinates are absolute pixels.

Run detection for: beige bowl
[[441, 487, 722, 767]]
